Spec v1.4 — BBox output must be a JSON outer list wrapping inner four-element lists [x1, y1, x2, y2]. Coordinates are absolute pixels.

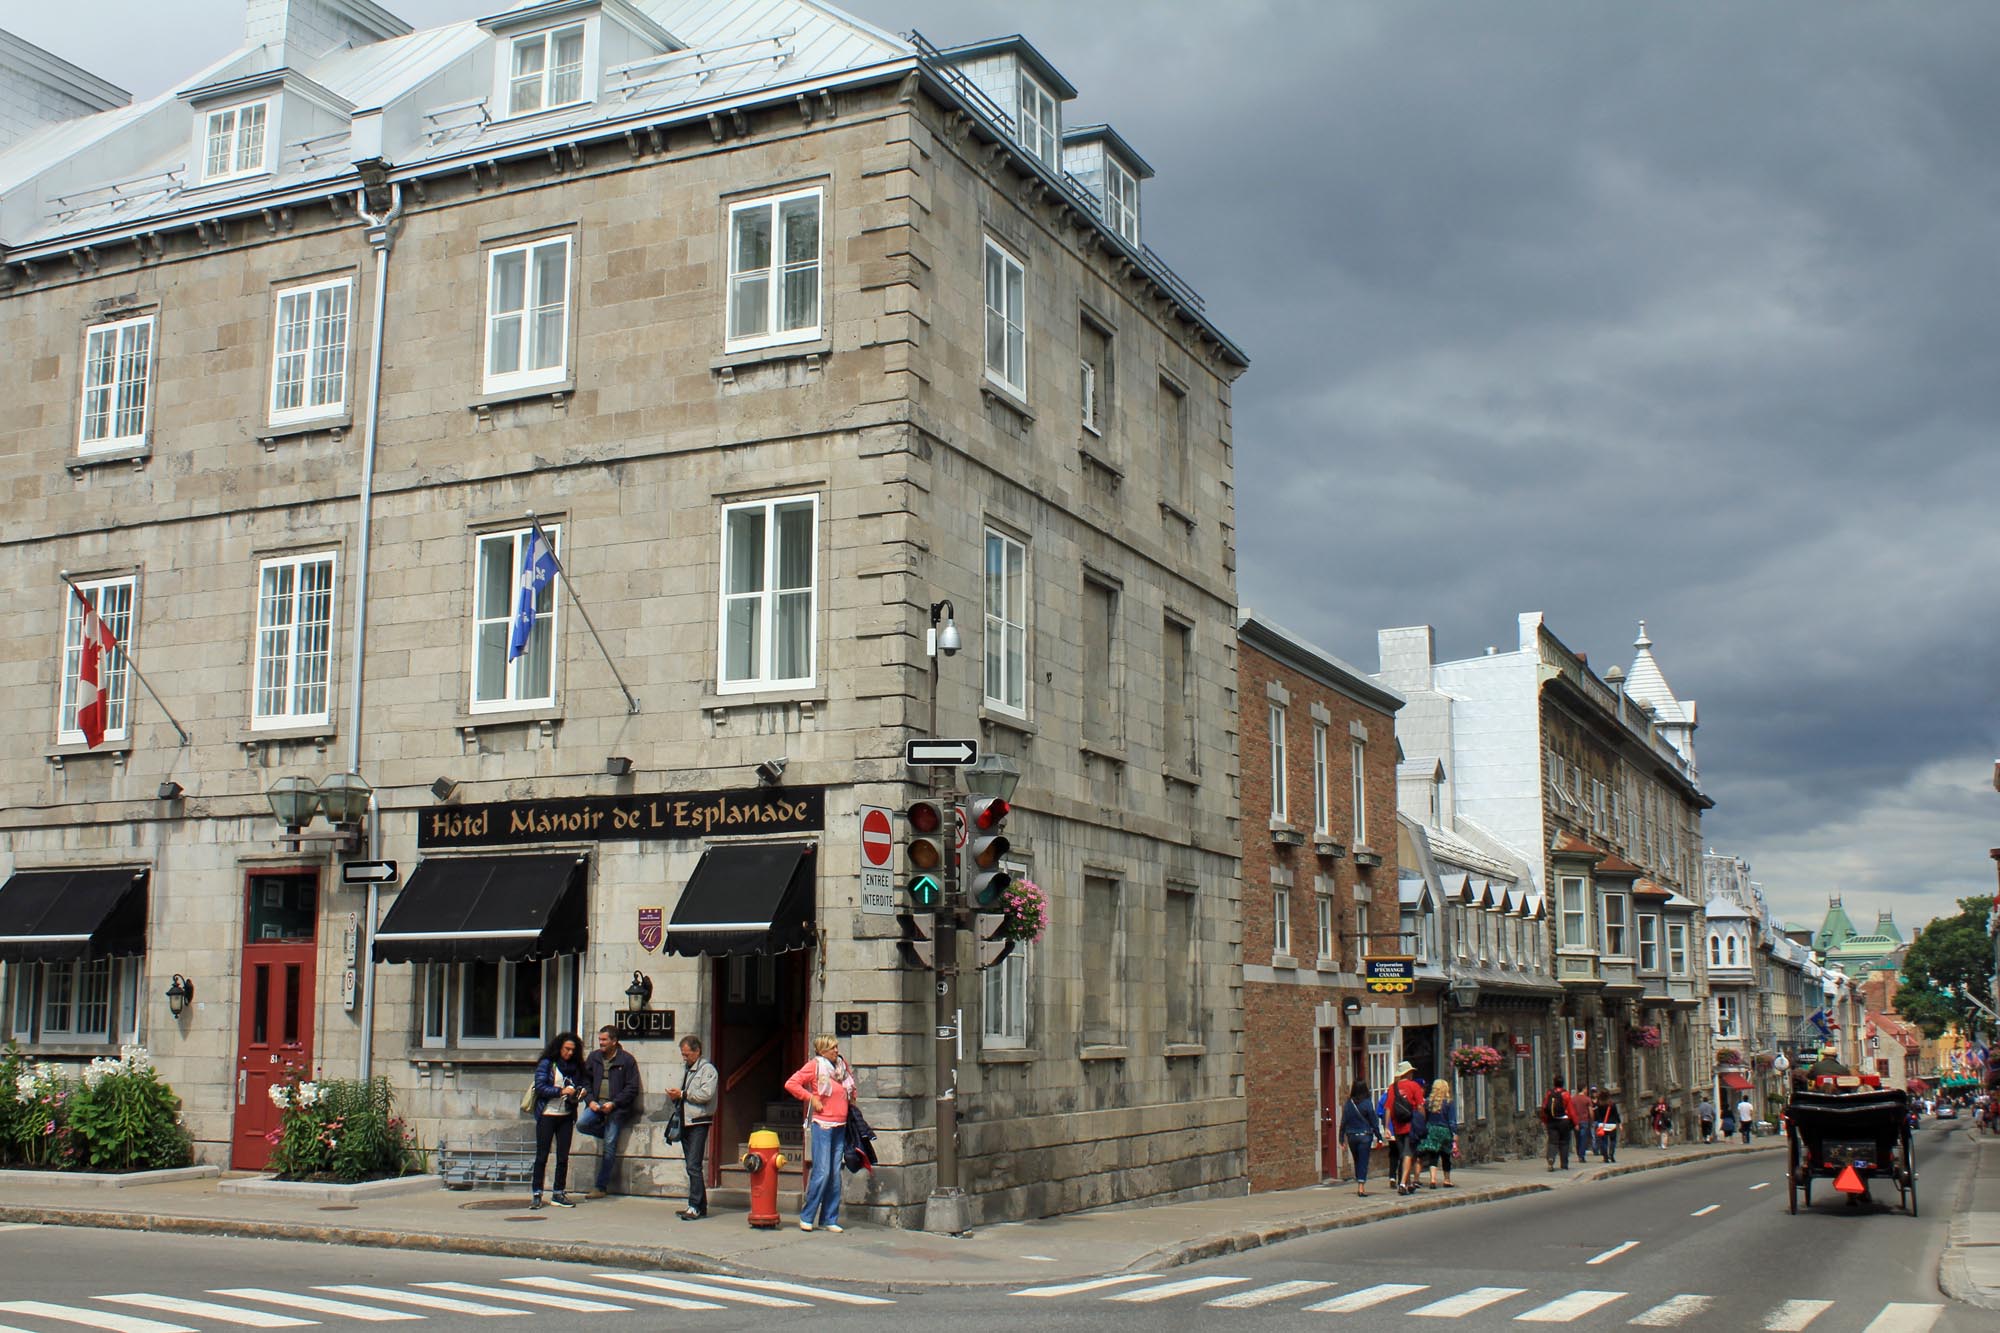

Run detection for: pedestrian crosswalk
[[1005, 1275, 1948, 1328], [0, 1272, 890, 1332]]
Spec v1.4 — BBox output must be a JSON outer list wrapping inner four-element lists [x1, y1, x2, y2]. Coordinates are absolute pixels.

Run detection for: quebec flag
[[508, 529, 558, 662]]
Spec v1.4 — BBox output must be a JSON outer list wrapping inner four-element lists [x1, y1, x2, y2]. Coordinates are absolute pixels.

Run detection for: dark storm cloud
[[23, 1, 2000, 927]]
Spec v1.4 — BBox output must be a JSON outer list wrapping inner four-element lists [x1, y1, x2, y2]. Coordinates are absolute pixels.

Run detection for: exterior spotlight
[[157, 780, 184, 801], [430, 776, 460, 802], [755, 756, 787, 786], [606, 756, 633, 777]]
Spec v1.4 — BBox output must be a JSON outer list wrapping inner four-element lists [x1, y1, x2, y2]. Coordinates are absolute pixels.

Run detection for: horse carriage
[[1784, 1082, 1916, 1216]]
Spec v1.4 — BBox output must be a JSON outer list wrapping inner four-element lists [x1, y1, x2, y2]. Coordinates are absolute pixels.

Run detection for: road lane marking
[[1516, 1290, 1626, 1322], [1630, 1295, 1715, 1326], [1588, 1241, 1640, 1265], [1108, 1277, 1248, 1303], [417, 1284, 632, 1313], [1749, 1182, 1770, 1190], [0, 1304, 194, 1333], [1305, 1284, 1428, 1313], [0, 1224, 42, 1232], [505, 1278, 721, 1311], [1410, 1287, 1526, 1317], [1861, 1305, 1944, 1333], [1763, 1299, 1835, 1330], [594, 1275, 803, 1309], [683, 1274, 893, 1306], [1021, 1256, 1056, 1262], [1012, 1276, 1155, 1298], [1691, 1204, 1720, 1216], [212, 1291, 421, 1322], [1205, 1281, 1334, 1308], [97, 1296, 314, 1328], [315, 1287, 523, 1317]]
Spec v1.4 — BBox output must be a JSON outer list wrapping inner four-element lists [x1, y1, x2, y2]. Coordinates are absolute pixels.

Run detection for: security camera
[[756, 757, 788, 786], [938, 620, 962, 656]]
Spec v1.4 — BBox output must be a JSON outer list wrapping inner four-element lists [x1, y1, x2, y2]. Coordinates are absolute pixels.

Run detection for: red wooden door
[[233, 871, 318, 1171]]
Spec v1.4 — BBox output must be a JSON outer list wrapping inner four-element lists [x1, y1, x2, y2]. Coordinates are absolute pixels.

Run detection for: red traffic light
[[971, 797, 1010, 830], [907, 801, 943, 834]]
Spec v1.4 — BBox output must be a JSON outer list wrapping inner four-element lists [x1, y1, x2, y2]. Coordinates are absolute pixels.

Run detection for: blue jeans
[[1575, 1125, 1591, 1160], [575, 1106, 627, 1192], [801, 1120, 843, 1226]]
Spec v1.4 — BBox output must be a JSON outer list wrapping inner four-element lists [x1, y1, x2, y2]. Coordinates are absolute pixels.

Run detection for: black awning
[[0, 867, 149, 963], [373, 854, 588, 964], [664, 841, 815, 958]]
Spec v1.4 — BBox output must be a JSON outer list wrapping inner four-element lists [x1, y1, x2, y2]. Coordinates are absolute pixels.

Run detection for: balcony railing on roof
[[48, 168, 186, 223]]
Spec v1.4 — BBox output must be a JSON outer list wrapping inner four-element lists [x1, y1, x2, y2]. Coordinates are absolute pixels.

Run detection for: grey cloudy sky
[[19, 1, 1998, 933]]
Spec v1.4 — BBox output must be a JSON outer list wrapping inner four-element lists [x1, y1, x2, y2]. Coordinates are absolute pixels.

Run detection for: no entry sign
[[859, 805, 895, 915]]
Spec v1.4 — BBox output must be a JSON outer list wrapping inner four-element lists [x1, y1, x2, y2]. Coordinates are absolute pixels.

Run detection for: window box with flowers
[[1629, 1025, 1663, 1049], [1715, 1047, 1746, 1068], [998, 877, 1049, 944], [1449, 1044, 1504, 1076]]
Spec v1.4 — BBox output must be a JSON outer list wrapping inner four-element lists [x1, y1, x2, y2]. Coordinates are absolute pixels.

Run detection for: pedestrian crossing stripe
[[1630, 1294, 1714, 1326], [312, 1287, 523, 1318], [415, 1284, 628, 1314], [1012, 1275, 1154, 1298], [503, 1278, 719, 1312], [1515, 1289, 1625, 1321], [594, 1275, 803, 1309], [1304, 1283, 1430, 1313], [0, 1302, 196, 1333], [681, 1274, 895, 1306], [1409, 1286, 1527, 1317], [1860, 1305, 1945, 1333], [1203, 1280, 1334, 1308], [211, 1291, 420, 1323], [97, 1297, 311, 1329], [1764, 1299, 1835, 1330], [1105, 1276, 1247, 1303]]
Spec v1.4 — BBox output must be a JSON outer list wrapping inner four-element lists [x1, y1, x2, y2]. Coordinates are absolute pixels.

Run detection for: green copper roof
[[1814, 897, 1859, 953]]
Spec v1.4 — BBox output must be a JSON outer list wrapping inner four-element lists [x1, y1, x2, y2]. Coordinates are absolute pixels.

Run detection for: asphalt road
[[0, 1125, 1980, 1333]]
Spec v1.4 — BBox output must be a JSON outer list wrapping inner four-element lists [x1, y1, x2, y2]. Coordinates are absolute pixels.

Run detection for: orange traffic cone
[[1833, 1164, 1865, 1195]]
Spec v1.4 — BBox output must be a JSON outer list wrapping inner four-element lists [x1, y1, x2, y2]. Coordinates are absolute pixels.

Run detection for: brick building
[[1236, 610, 1416, 1192], [0, 1, 1250, 1224]]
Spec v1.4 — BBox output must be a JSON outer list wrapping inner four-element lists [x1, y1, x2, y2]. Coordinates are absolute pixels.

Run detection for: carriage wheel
[[1803, 1174, 1812, 1206], [1787, 1133, 1799, 1214], [1907, 1167, 1918, 1217]]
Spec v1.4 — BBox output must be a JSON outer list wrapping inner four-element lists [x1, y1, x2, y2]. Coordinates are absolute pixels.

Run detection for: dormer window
[[507, 24, 587, 117], [202, 101, 270, 183], [1105, 158, 1139, 245], [1016, 73, 1058, 166]]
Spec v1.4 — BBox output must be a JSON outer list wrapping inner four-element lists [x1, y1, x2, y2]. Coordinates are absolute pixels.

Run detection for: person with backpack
[[1417, 1079, 1458, 1188], [1650, 1096, 1672, 1150], [1595, 1097, 1622, 1163], [1338, 1081, 1387, 1196], [1697, 1097, 1716, 1143], [1388, 1060, 1428, 1195], [1542, 1075, 1573, 1170]]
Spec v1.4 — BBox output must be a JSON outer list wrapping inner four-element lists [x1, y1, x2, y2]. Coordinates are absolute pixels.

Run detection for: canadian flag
[[73, 587, 119, 748]]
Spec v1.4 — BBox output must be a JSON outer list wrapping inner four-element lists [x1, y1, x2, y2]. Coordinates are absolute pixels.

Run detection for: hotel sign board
[[420, 786, 826, 848]]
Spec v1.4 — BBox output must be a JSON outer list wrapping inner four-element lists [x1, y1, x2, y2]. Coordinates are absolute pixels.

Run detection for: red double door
[[232, 870, 319, 1171]]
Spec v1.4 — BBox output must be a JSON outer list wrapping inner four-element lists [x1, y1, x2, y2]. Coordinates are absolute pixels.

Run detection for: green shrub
[[266, 1073, 421, 1183], [64, 1046, 192, 1172], [7, 1049, 70, 1168]]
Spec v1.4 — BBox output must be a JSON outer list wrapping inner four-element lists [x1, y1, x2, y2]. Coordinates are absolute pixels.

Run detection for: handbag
[[520, 1084, 537, 1115], [663, 1064, 688, 1145]]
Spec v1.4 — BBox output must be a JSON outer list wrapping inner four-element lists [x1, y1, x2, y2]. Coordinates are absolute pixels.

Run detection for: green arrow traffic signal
[[909, 873, 942, 908]]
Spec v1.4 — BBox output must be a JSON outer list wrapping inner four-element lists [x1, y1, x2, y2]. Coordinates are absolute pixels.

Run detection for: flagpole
[[526, 513, 639, 715], [58, 570, 192, 747]]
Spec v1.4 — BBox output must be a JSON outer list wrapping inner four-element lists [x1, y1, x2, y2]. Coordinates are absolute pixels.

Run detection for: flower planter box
[[0, 1165, 219, 1190], [219, 1172, 440, 1202]]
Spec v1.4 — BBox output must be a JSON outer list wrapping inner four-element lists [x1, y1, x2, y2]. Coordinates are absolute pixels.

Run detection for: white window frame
[[419, 963, 448, 1049], [1350, 737, 1367, 844], [983, 858, 1032, 1048], [717, 495, 819, 693], [1311, 723, 1330, 836], [1710, 933, 1722, 967], [1366, 1029, 1396, 1099], [1317, 895, 1335, 965], [983, 237, 1027, 397], [1668, 921, 1689, 977], [78, 315, 155, 454], [269, 277, 352, 425], [982, 529, 1028, 716], [1560, 876, 1588, 950], [252, 552, 337, 729], [724, 187, 824, 352], [198, 99, 271, 184], [1715, 994, 1741, 1040], [57, 576, 135, 746], [13, 959, 138, 1046], [454, 956, 577, 1048], [1601, 891, 1630, 958], [483, 236, 572, 394], [503, 23, 591, 119], [1268, 704, 1289, 821], [1016, 71, 1058, 166], [1637, 913, 1660, 971], [1272, 887, 1291, 957], [470, 525, 560, 713], [1104, 157, 1140, 245]]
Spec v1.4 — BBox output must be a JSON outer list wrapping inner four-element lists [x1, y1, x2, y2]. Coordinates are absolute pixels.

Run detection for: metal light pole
[[923, 601, 968, 1235]]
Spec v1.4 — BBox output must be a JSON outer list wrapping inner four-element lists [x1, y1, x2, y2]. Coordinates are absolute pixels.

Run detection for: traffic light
[[905, 800, 947, 908], [897, 912, 936, 969], [965, 796, 1012, 909], [975, 911, 1014, 970]]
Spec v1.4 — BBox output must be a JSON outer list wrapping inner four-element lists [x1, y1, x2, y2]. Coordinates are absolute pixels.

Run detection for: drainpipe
[[350, 173, 403, 1082]]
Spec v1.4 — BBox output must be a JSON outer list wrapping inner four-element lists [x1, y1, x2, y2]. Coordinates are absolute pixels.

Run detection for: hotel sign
[[419, 786, 826, 848], [1364, 955, 1416, 994]]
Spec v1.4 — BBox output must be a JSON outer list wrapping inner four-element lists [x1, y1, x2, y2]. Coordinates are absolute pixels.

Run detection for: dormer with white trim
[[1062, 124, 1152, 248], [937, 35, 1076, 173], [179, 68, 355, 188], [477, 0, 684, 123]]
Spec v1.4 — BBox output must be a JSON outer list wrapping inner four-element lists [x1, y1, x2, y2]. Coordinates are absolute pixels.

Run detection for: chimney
[[1605, 664, 1627, 722], [0, 31, 130, 151], [1374, 625, 1436, 692], [245, 0, 411, 62]]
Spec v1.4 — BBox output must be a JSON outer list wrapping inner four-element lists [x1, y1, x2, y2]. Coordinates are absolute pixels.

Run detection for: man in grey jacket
[[667, 1035, 719, 1219]]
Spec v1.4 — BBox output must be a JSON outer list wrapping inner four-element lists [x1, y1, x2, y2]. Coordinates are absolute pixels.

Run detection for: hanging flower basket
[[1449, 1045, 1504, 1075], [998, 878, 1048, 944], [1629, 1025, 1663, 1049], [1715, 1048, 1745, 1068], [1750, 1052, 1775, 1070]]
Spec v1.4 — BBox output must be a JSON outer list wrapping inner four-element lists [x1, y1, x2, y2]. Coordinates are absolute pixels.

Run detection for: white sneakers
[[798, 1221, 813, 1232]]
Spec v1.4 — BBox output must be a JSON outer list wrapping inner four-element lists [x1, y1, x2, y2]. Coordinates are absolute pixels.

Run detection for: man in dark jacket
[[578, 1025, 642, 1196]]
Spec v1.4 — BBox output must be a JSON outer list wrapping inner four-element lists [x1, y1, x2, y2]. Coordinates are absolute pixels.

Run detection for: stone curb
[[1938, 1132, 2000, 1313], [219, 1174, 442, 1201], [0, 1165, 220, 1190]]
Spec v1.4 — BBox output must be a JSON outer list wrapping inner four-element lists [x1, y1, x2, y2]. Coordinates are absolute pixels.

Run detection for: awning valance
[[373, 854, 588, 964], [664, 841, 815, 958], [1719, 1071, 1754, 1092], [0, 867, 149, 963]]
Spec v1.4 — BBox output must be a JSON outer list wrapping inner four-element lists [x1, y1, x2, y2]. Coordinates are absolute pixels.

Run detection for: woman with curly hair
[[1416, 1079, 1458, 1188]]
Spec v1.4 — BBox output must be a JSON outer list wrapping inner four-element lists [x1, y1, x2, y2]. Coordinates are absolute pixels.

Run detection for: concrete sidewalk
[[1941, 1130, 2000, 1312], [0, 1139, 1778, 1288]]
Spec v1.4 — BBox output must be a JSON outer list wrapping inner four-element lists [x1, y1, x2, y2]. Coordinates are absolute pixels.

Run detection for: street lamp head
[[938, 620, 961, 655], [318, 772, 373, 826], [930, 599, 960, 657], [165, 973, 195, 1019], [265, 775, 322, 830], [625, 970, 653, 1013], [963, 751, 1021, 801]]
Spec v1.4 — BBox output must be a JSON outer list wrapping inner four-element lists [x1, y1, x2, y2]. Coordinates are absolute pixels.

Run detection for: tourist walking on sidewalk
[[528, 1032, 586, 1210], [577, 1026, 642, 1197], [1542, 1075, 1573, 1170], [1419, 1079, 1458, 1188], [666, 1036, 718, 1220], [1595, 1098, 1621, 1163], [1737, 1094, 1756, 1144], [1339, 1081, 1386, 1196], [1573, 1085, 1597, 1162], [1650, 1096, 1672, 1150], [1389, 1061, 1428, 1196], [786, 1034, 857, 1232], [1697, 1097, 1716, 1143]]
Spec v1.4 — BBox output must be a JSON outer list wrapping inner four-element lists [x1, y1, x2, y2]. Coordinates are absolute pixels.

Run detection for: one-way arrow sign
[[905, 738, 978, 767], [340, 860, 399, 885]]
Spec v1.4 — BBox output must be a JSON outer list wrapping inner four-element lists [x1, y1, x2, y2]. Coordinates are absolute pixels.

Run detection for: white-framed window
[[483, 236, 571, 393], [983, 857, 1032, 1048], [1268, 704, 1289, 820], [419, 963, 448, 1048], [1311, 723, 1330, 835], [1079, 313, 1113, 436], [1726, 934, 1740, 966], [1272, 887, 1291, 956], [1317, 895, 1336, 964], [253, 552, 336, 727], [1016, 71, 1058, 165], [1637, 913, 1660, 971], [9, 959, 141, 1046], [269, 277, 351, 424], [1560, 876, 1588, 950], [725, 188, 822, 350], [1514, 1044, 1530, 1113], [1601, 891, 1629, 957], [1401, 907, 1427, 964], [1668, 921, 1689, 976], [1474, 1071, 1489, 1122], [719, 495, 817, 691], [1350, 737, 1367, 844], [506, 24, 588, 117], [1366, 1029, 1395, 1098], [983, 238, 1027, 396], [1105, 157, 1139, 245], [455, 956, 577, 1046], [471, 525, 560, 711], [1709, 933, 1722, 967], [1715, 993, 1740, 1040], [1591, 778, 1607, 834], [982, 529, 1028, 714], [200, 100, 270, 182], [1532, 1031, 1545, 1102], [1477, 909, 1489, 963], [78, 315, 154, 453], [58, 577, 135, 745], [1355, 904, 1369, 972]]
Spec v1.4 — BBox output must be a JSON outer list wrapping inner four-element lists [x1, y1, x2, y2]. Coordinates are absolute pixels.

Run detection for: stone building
[[1235, 611, 1412, 1191], [0, 0, 1250, 1224]]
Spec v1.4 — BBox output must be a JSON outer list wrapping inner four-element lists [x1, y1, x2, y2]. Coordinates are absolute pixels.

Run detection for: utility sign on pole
[[340, 860, 398, 886], [859, 805, 895, 915], [905, 738, 978, 767]]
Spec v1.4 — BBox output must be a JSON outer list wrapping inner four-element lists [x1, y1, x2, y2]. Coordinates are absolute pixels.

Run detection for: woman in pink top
[[785, 1034, 856, 1231]]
